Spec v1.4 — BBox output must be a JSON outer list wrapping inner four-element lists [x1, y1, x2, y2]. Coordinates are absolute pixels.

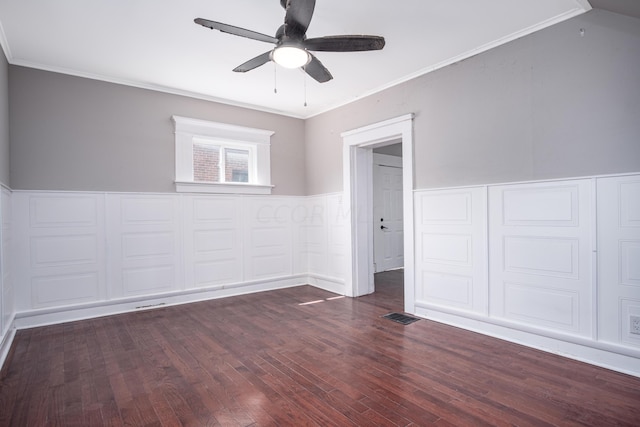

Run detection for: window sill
[[175, 181, 273, 195]]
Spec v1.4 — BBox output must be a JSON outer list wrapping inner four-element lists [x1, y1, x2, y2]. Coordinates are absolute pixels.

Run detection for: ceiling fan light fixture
[[272, 45, 310, 69]]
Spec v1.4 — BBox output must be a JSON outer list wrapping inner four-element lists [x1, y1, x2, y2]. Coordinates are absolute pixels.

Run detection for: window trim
[[172, 116, 274, 195]]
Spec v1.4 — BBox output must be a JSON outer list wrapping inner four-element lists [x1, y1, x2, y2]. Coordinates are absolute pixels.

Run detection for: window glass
[[226, 148, 249, 183], [193, 142, 220, 182]]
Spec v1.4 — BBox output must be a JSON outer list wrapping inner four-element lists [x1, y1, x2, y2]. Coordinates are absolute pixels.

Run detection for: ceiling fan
[[194, 0, 385, 83]]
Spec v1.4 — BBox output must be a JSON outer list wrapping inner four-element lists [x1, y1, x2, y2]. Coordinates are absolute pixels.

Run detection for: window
[[192, 140, 251, 184], [173, 116, 274, 194]]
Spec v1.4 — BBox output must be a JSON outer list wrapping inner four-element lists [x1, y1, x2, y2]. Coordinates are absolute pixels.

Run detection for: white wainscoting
[[326, 194, 348, 281], [106, 194, 182, 298], [183, 195, 244, 289], [244, 197, 295, 281], [414, 187, 488, 315], [0, 186, 15, 369], [8, 176, 640, 376], [300, 195, 327, 276], [297, 193, 347, 294], [11, 191, 347, 329], [1, 187, 11, 332], [489, 180, 594, 337], [597, 176, 640, 348], [414, 175, 640, 377], [14, 192, 107, 310]]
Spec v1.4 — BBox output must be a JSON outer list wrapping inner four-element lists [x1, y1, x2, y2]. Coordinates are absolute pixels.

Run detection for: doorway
[[341, 114, 415, 314], [372, 147, 404, 274]]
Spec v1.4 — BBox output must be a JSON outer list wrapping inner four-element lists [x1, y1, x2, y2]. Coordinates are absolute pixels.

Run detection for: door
[[373, 154, 404, 272]]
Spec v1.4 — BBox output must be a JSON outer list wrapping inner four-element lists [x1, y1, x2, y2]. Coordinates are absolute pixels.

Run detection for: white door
[[373, 154, 404, 273]]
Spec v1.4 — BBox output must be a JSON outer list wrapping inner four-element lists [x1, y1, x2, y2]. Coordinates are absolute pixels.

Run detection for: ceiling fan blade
[[304, 35, 386, 52], [304, 54, 332, 83], [194, 18, 278, 44], [233, 51, 273, 73], [284, 0, 316, 38]]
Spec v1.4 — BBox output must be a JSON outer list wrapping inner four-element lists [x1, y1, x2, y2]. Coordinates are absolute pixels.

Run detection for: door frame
[[341, 114, 414, 313]]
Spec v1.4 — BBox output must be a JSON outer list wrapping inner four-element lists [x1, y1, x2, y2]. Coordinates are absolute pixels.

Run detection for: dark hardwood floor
[[1, 270, 639, 426]]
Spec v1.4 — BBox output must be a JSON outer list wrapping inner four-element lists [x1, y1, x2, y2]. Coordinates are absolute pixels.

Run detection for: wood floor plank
[[245, 354, 354, 426], [1, 271, 640, 426]]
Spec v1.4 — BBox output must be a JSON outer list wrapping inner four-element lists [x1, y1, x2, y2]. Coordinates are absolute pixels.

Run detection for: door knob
[[380, 225, 388, 230]]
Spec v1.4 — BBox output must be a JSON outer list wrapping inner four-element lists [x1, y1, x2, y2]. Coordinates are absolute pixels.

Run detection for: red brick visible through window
[[193, 143, 219, 182]]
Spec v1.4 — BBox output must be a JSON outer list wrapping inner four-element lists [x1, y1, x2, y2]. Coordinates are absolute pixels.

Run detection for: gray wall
[[305, 9, 640, 195], [8, 10, 640, 196], [9, 67, 306, 195], [0, 46, 9, 187]]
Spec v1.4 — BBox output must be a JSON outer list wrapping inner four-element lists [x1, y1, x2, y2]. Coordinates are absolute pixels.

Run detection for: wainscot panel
[[11, 191, 347, 330], [0, 186, 15, 370], [412, 174, 640, 377], [414, 187, 488, 314]]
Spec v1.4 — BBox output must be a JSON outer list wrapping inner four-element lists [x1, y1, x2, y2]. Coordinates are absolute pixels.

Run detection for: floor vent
[[382, 312, 420, 325], [135, 302, 166, 310]]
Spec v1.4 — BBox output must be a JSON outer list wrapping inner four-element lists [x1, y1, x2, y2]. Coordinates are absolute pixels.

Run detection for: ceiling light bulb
[[272, 46, 310, 69]]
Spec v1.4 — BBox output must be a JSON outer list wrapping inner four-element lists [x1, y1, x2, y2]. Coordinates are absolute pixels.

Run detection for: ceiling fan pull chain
[[274, 64, 278, 94], [303, 67, 308, 107]]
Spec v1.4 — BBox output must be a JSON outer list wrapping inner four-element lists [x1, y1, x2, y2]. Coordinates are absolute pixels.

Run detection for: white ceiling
[[0, 0, 596, 118]]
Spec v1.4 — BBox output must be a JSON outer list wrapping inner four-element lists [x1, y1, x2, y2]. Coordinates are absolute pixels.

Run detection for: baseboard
[[15, 274, 337, 330], [0, 318, 17, 376], [306, 274, 346, 295], [414, 304, 640, 378]]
